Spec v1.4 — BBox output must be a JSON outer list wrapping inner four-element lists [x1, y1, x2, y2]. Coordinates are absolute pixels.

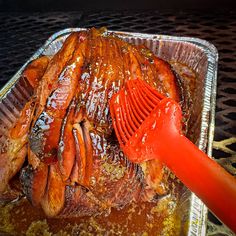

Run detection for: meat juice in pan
[[0, 28, 208, 235]]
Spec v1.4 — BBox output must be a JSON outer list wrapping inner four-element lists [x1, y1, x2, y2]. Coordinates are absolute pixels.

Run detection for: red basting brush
[[109, 78, 236, 233]]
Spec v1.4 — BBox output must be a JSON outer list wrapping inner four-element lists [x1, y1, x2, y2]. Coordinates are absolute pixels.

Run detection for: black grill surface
[[0, 11, 235, 236]]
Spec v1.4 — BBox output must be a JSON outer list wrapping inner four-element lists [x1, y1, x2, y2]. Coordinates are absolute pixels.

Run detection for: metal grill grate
[[0, 11, 235, 236]]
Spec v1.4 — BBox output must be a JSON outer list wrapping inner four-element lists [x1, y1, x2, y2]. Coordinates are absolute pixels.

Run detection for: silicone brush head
[[109, 78, 182, 163]]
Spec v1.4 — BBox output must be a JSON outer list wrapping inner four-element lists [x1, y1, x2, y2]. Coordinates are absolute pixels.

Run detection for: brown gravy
[[0, 192, 181, 235]]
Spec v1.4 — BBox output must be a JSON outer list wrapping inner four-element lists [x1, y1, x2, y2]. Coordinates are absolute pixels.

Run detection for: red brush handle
[[158, 135, 236, 232], [119, 95, 236, 232]]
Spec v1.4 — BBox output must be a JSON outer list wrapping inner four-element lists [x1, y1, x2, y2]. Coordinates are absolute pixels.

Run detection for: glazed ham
[[0, 28, 187, 217]]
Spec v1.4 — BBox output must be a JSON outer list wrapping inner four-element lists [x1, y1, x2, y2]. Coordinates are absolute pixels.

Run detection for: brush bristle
[[110, 78, 164, 146]]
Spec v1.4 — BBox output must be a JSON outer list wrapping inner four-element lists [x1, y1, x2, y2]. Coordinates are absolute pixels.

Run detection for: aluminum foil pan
[[0, 28, 218, 236]]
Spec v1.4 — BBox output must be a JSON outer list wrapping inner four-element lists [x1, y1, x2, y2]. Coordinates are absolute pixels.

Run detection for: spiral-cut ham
[[20, 163, 48, 206], [29, 32, 87, 164], [0, 28, 188, 217]]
